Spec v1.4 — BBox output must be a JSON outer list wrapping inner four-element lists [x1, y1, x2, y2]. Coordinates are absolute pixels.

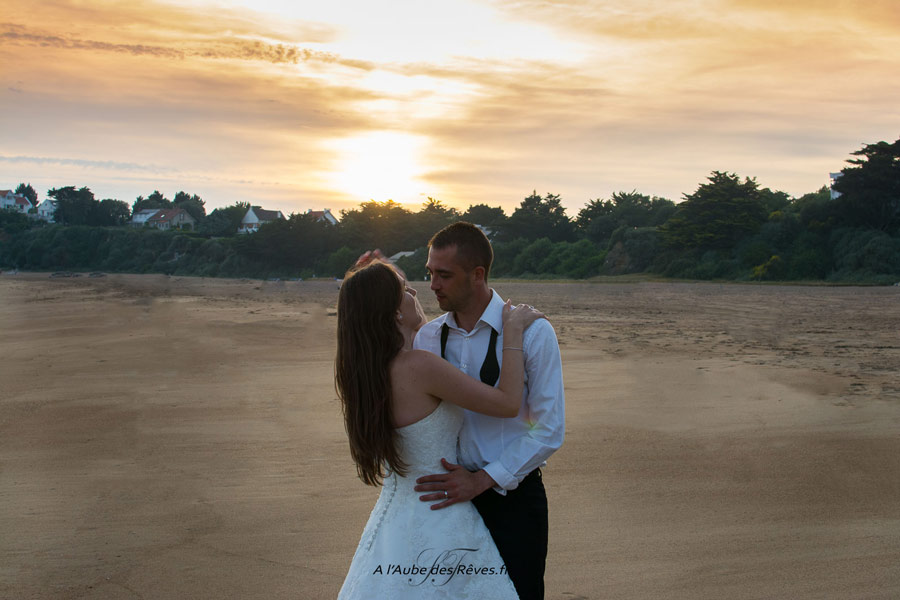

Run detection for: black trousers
[[472, 469, 548, 600]]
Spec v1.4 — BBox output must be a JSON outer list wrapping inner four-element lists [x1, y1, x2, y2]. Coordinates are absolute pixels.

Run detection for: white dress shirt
[[413, 290, 565, 493]]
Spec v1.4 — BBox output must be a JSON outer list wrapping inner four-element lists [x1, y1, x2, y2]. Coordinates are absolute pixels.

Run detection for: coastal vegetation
[[2, 138, 898, 283]]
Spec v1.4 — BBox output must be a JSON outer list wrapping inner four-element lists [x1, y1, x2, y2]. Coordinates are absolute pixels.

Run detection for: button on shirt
[[413, 290, 565, 493]]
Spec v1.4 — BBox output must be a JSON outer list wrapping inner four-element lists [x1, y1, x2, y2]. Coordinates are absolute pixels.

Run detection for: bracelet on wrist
[[502, 346, 523, 351]]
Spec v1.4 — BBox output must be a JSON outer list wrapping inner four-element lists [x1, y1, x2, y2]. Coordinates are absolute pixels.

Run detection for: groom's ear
[[472, 265, 486, 284]]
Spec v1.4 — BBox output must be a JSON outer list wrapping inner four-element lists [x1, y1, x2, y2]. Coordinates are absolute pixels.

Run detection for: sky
[[2, 0, 899, 217]]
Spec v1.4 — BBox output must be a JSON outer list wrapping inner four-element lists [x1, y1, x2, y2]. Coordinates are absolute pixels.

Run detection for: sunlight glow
[[213, 0, 584, 64], [324, 132, 431, 204]]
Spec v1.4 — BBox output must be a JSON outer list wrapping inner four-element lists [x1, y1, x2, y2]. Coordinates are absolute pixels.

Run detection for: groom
[[412, 222, 565, 600]]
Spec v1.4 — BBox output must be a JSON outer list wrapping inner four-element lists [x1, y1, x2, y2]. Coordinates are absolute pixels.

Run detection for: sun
[[325, 132, 430, 204]]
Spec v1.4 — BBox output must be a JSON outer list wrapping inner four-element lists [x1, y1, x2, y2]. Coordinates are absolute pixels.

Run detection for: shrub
[[751, 255, 786, 280], [831, 228, 900, 278]]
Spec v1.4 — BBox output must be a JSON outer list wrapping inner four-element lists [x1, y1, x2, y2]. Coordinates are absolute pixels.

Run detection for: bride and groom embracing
[[336, 222, 565, 599]]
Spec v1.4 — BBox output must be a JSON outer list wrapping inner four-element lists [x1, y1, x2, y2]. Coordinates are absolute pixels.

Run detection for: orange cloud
[[724, 0, 900, 33], [0, 0, 387, 211], [0, 22, 373, 69], [3, 0, 336, 43]]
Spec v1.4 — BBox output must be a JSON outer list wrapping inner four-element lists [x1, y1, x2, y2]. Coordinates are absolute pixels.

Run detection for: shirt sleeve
[[413, 320, 439, 354], [482, 318, 565, 492]]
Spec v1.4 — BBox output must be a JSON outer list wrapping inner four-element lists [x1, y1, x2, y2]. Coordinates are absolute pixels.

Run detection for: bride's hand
[[502, 300, 545, 331]]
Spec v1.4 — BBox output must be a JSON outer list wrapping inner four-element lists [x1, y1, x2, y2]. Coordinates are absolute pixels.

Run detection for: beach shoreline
[[2, 273, 898, 599]]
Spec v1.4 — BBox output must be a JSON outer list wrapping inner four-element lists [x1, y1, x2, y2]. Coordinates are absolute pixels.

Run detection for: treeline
[[2, 137, 898, 283]]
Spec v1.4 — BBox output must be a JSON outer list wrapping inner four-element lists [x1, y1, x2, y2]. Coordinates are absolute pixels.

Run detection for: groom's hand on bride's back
[[414, 458, 496, 510]]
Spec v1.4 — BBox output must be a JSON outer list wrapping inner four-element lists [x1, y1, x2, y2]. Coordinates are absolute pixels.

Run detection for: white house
[[130, 208, 161, 227], [0, 190, 33, 213], [829, 172, 843, 200], [0, 190, 14, 208], [389, 251, 416, 262], [305, 208, 338, 225], [474, 224, 496, 239], [128, 208, 195, 229], [37, 199, 57, 222], [239, 206, 285, 234]]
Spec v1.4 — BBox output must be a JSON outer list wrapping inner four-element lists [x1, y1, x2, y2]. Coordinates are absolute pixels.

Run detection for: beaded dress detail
[[338, 401, 518, 599]]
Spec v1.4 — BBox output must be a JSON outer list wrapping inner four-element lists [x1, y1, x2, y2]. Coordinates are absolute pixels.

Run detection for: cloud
[[0, 23, 374, 68], [724, 0, 900, 33], [490, 0, 900, 44], [3, 0, 898, 213], [486, 0, 899, 81], [4, 0, 337, 44], [0, 154, 171, 173], [487, 0, 729, 42], [402, 37, 898, 205], [1, 23, 183, 59], [0, 4, 385, 211]]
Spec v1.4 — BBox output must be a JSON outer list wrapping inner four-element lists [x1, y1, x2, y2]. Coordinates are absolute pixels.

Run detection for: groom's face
[[426, 245, 475, 313]]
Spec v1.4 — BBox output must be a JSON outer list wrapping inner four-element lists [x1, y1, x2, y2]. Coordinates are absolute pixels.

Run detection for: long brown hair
[[335, 261, 407, 485]]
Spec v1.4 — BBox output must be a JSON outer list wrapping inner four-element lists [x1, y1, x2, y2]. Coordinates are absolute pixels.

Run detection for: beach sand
[[2, 273, 899, 599]]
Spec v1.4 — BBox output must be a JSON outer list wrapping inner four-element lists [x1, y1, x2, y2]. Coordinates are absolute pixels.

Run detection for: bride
[[335, 260, 540, 599]]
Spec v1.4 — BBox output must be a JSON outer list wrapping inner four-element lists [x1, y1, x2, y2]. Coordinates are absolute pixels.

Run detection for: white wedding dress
[[338, 401, 519, 599]]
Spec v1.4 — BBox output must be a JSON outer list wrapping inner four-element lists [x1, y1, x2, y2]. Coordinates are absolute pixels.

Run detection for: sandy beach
[[2, 273, 899, 599]]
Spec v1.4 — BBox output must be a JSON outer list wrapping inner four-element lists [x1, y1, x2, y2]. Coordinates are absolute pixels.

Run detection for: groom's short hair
[[429, 222, 493, 280]]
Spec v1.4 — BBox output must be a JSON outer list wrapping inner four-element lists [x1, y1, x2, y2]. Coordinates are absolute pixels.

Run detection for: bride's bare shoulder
[[393, 350, 443, 369], [391, 350, 443, 380]]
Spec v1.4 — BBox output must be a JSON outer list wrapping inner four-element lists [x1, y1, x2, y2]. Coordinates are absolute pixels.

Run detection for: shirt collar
[[440, 289, 504, 333]]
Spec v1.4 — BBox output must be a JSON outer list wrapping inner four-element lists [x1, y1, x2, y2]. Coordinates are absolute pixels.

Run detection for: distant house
[[15, 196, 33, 213], [0, 190, 32, 214], [147, 208, 196, 231], [130, 208, 162, 227], [0, 190, 16, 208], [829, 172, 843, 200], [390, 251, 416, 262], [239, 206, 285, 234], [37, 199, 57, 222], [305, 208, 338, 225], [474, 224, 496, 239], [128, 207, 195, 230]]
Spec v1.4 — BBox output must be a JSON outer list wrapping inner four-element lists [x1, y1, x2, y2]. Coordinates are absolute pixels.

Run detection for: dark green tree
[[0, 209, 37, 236], [132, 190, 172, 215], [394, 247, 429, 281], [503, 192, 574, 242], [576, 191, 675, 245], [96, 199, 132, 226], [325, 246, 360, 278], [461, 204, 507, 229], [412, 198, 459, 242], [758, 187, 791, 215], [199, 202, 249, 236], [832, 138, 900, 232], [15, 183, 38, 205], [47, 187, 131, 226], [50, 186, 98, 226], [660, 172, 768, 250], [338, 200, 416, 254], [173, 191, 206, 221], [792, 186, 837, 232], [575, 198, 615, 243], [236, 211, 341, 276]]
